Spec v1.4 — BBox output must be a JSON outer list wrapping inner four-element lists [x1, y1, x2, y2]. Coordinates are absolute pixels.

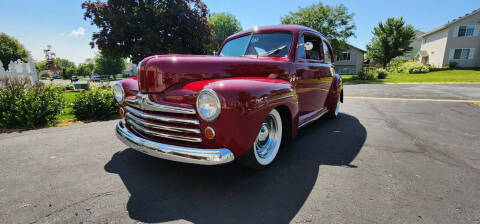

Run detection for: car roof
[[226, 25, 325, 40]]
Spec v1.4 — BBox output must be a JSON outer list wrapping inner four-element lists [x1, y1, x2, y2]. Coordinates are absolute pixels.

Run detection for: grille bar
[[125, 93, 196, 114], [127, 120, 202, 143], [125, 106, 200, 125], [126, 112, 201, 134]]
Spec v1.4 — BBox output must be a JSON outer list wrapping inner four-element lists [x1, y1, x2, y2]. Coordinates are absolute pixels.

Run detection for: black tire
[[327, 94, 341, 119]]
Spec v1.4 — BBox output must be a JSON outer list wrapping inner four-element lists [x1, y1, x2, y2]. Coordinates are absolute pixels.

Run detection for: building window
[[453, 48, 470, 59], [458, 25, 474, 37], [336, 52, 351, 61]]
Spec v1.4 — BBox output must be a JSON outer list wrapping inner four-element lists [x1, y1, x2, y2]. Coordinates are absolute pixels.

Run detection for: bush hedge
[[376, 68, 388, 79], [398, 61, 431, 74], [72, 87, 118, 120], [388, 59, 406, 73], [0, 76, 64, 129], [357, 70, 376, 80]]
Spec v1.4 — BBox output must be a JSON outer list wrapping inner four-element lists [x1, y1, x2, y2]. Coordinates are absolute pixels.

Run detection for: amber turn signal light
[[205, 126, 215, 139], [119, 107, 125, 118]]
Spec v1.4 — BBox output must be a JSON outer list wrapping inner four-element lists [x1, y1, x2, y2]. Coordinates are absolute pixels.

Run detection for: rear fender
[[325, 74, 343, 110]]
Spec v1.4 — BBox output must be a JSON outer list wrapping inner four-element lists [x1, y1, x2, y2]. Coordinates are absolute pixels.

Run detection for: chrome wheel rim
[[254, 109, 282, 165], [334, 97, 341, 116]]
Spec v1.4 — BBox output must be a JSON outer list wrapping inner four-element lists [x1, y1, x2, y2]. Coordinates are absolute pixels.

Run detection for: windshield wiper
[[262, 45, 287, 56]]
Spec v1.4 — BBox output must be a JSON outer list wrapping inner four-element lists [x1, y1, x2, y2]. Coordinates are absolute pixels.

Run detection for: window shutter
[[453, 26, 459, 37], [448, 49, 455, 60], [474, 25, 480, 36], [469, 48, 475, 59]]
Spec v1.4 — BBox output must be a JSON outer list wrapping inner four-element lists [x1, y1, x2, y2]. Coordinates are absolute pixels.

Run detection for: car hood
[[137, 54, 291, 93]]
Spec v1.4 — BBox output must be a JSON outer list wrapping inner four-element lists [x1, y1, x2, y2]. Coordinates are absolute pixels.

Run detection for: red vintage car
[[114, 25, 343, 169]]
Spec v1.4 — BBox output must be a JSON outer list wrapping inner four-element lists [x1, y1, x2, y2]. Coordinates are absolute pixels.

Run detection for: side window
[[303, 34, 322, 61], [296, 35, 306, 59], [322, 41, 332, 64]]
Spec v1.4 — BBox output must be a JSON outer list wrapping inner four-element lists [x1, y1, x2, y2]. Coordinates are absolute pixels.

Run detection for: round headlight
[[196, 89, 221, 122], [113, 83, 125, 103]]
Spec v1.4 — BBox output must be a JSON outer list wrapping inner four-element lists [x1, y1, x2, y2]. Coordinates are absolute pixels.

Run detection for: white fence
[[0, 56, 38, 82]]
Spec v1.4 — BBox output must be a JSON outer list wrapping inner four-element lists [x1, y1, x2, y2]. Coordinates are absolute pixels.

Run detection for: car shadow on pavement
[[105, 113, 366, 223]]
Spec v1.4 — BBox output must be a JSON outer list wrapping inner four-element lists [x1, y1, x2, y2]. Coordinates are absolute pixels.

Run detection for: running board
[[298, 109, 329, 128]]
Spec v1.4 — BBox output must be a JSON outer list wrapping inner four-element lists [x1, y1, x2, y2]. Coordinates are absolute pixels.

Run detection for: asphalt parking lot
[[0, 84, 479, 224]]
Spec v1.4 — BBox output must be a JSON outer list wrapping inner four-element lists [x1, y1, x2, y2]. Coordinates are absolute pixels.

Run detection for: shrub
[[388, 59, 406, 73], [72, 87, 118, 120], [89, 82, 109, 89], [398, 61, 431, 74], [0, 76, 64, 129], [357, 70, 376, 80], [376, 68, 388, 79], [449, 61, 457, 69], [64, 84, 75, 91]]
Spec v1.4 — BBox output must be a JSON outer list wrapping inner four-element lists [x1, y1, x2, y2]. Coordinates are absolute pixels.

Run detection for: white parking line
[[345, 96, 480, 103]]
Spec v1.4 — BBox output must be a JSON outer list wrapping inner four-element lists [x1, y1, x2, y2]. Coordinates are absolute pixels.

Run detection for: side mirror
[[304, 42, 314, 51]]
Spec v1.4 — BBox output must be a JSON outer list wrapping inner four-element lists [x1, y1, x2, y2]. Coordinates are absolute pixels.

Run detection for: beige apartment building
[[334, 45, 365, 74], [396, 30, 425, 60], [418, 9, 480, 68]]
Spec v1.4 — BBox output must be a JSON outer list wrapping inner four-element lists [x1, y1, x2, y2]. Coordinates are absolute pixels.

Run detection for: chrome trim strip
[[126, 112, 201, 134], [269, 93, 296, 102], [127, 120, 202, 143], [298, 109, 329, 128], [116, 122, 234, 165], [125, 106, 200, 125], [125, 93, 196, 114]]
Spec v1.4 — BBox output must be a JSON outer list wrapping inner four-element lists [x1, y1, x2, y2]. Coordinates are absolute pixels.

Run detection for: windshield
[[219, 33, 292, 57]]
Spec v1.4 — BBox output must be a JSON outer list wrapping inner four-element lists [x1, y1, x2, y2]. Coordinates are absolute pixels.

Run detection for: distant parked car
[[70, 76, 79, 83], [115, 74, 124, 79], [91, 74, 101, 82], [52, 74, 61, 79]]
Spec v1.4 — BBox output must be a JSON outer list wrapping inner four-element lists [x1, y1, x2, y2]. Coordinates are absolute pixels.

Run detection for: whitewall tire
[[239, 109, 283, 169]]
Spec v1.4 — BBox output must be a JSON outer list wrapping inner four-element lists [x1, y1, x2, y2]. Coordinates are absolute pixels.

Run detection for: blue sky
[[1, 0, 479, 64]]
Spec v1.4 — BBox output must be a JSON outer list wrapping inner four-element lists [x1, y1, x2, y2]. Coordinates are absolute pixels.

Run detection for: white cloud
[[69, 27, 85, 37]]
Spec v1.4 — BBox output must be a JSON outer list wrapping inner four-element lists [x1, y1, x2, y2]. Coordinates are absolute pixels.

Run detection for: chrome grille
[[124, 94, 201, 143]]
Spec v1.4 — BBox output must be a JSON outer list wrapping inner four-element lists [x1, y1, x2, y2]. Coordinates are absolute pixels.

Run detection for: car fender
[[118, 77, 139, 99], [324, 74, 343, 111], [175, 77, 299, 157]]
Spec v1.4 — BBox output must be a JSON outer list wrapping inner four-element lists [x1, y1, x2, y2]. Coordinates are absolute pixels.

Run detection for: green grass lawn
[[57, 92, 81, 120], [342, 69, 480, 84]]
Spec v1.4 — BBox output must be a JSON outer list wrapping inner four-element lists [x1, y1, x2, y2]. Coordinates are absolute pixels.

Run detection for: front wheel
[[239, 109, 283, 169]]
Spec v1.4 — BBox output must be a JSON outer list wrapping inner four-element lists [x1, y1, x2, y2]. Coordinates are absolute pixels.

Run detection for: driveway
[[0, 84, 479, 223]]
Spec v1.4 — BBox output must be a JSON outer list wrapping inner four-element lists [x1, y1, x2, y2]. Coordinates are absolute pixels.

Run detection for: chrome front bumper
[[115, 121, 234, 165]]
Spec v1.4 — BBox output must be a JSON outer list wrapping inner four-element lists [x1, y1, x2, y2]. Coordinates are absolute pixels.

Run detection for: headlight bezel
[[113, 83, 125, 103], [196, 89, 221, 122]]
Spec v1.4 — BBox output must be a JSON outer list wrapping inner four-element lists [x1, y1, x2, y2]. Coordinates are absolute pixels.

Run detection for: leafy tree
[[366, 17, 415, 68], [84, 58, 95, 71], [281, 3, 355, 54], [35, 61, 48, 72], [208, 12, 242, 54], [82, 0, 212, 63], [53, 58, 75, 73], [35, 58, 74, 76], [0, 33, 29, 70], [64, 66, 77, 79], [77, 63, 92, 77], [94, 53, 126, 77]]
